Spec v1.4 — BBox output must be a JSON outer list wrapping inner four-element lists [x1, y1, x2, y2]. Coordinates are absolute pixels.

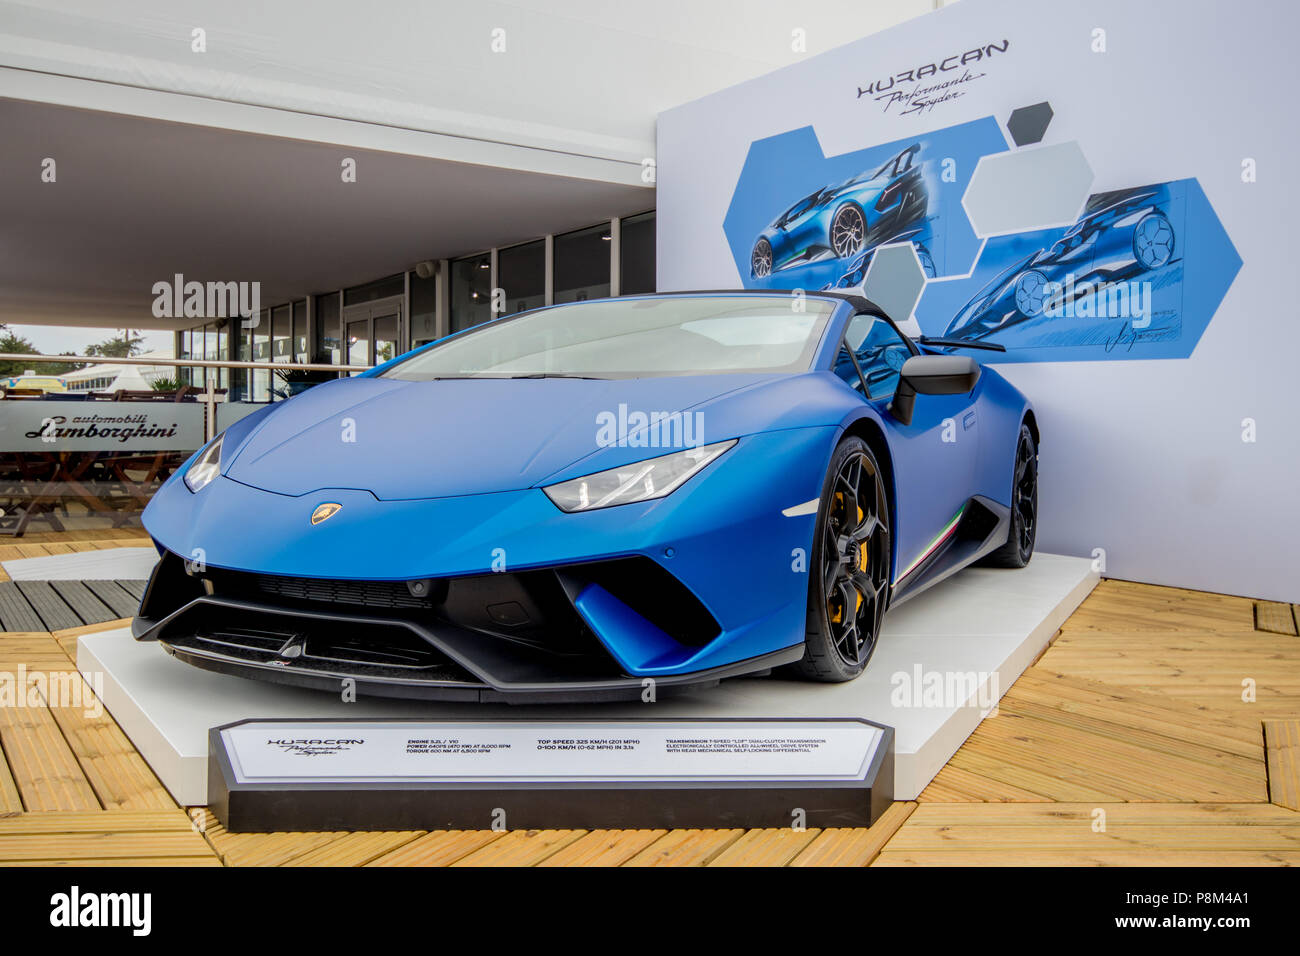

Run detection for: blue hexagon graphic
[[722, 114, 1239, 363], [915, 178, 1240, 361], [722, 117, 1008, 293]]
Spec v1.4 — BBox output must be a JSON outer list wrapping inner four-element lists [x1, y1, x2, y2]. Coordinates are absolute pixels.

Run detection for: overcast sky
[[4, 325, 174, 357]]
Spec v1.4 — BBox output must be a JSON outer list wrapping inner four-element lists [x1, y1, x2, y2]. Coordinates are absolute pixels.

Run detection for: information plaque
[[210, 717, 893, 832]]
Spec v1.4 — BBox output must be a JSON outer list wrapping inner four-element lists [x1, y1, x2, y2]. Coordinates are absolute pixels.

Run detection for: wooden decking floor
[[0, 532, 1294, 866]]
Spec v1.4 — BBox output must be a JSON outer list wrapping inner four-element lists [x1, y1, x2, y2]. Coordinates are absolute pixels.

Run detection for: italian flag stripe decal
[[895, 505, 965, 584]]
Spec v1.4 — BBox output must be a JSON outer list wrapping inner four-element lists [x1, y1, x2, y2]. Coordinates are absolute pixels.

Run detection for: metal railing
[[0, 353, 373, 373]]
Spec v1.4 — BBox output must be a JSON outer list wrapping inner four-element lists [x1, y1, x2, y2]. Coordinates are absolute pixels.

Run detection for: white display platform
[[78, 553, 1097, 805], [4, 546, 158, 580]]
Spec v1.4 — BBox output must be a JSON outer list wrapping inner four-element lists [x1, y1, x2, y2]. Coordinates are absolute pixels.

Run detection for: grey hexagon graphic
[[962, 142, 1094, 238], [1007, 102, 1053, 146], [862, 243, 927, 322]]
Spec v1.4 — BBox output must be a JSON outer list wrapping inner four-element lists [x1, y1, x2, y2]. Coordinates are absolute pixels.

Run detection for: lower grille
[[165, 604, 478, 684], [249, 573, 440, 610]]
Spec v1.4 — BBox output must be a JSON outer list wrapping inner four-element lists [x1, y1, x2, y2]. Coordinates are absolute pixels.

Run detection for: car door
[[835, 314, 980, 585]]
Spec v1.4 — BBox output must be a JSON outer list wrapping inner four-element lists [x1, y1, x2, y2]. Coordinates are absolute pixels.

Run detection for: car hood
[[222, 373, 778, 500]]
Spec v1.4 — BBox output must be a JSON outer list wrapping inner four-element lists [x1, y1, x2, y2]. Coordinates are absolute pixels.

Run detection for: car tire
[[751, 238, 773, 278], [1133, 211, 1175, 270], [788, 436, 892, 683], [981, 423, 1038, 568], [830, 205, 867, 260]]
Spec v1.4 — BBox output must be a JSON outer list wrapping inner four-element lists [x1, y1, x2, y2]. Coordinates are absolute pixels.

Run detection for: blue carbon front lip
[[142, 426, 839, 678]]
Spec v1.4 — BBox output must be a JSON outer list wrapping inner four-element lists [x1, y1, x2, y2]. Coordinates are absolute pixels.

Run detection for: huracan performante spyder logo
[[857, 39, 1009, 117], [311, 502, 342, 525]]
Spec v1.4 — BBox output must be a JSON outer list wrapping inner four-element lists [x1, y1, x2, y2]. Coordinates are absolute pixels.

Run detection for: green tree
[[0, 328, 82, 377], [85, 331, 148, 358]]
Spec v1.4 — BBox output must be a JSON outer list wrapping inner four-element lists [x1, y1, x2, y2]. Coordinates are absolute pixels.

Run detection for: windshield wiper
[[502, 372, 608, 380], [917, 336, 1007, 353]]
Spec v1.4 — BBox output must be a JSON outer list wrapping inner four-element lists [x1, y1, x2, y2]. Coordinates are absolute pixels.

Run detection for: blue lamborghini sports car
[[751, 144, 929, 279], [134, 291, 1039, 702]]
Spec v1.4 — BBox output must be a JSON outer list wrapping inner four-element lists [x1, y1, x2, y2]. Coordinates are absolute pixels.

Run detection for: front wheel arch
[[839, 415, 897, 594]]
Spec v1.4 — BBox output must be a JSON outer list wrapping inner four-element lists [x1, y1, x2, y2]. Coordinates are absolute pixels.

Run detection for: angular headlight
[[183, 435, 224, 493], [543, 440, 736, 513]]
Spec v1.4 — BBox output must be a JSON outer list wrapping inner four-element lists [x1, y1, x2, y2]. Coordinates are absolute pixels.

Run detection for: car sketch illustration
[[943, 185, 1178, 342], [751, 143, 929, 279], [134, 291, 1038, 703]]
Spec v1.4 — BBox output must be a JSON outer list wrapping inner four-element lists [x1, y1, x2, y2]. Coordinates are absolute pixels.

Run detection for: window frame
[[833, 307, 918, 400]]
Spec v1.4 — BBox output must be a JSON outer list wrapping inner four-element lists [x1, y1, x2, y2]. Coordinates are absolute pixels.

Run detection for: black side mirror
[[889, 355, 981, 426]]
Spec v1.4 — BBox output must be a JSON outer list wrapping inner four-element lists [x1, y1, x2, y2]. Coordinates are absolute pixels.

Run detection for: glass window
[[409, 271, 437, 347], [215, 324, 229, 390], [497, 240, 545, 315], [179, 330, 192, 387], [344, 275, 404, 306], [228, 323, 251, 402], [347, 319, 370, 371], [374, 313, 399, 365], [293, 300, 308, 362], [449, 253, 492, 332], [619, 212, 655, 296], [316, 292, 341, 364], [271, 305, 292, 365], [382, 296, 834, 381], [252, 310, 271, 401], [843, 314, 912, 401], [554, 224, 611, 303]]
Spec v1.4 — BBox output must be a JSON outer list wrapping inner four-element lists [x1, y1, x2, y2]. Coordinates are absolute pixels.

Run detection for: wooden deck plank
[[873, 849, 1300, 866], [196, 810, 346, 868], [14, 581, 82, 632], [885, 826, 1300, 851], [1062, 581, 1256, 633], [0, 831, 215, 862], [117, 579, 148, 602], [450, 829, 585, 867], [537, 829, 668, 867], [1009, 670, 1265, 749], [876, 801, 1300, 866], [918, 764, 1053, 803], [0, 632, 76, 671], [82, 580, 139, 620], [0, 809, 214, 864], [906, 802, 1300, 825], [622, 829, 745, 867], [0, 810, 192, 833], [789, 802, 917, 867], [947, 744, 1136, 803], [1255, 601, 1298, 635], [0, 581, 47, 632], [48, 581, 116, 626], [365, 830, 506, 867], [40, 681, 176, 811], [707, 827, 821, 867], [0, 703, 99, 812], [281, 831, 426, 867], [0, 856, 222, 867], [1264, 720, 1300, 811], [973, 706, 1265, 801], [0, 741, 23, 815]]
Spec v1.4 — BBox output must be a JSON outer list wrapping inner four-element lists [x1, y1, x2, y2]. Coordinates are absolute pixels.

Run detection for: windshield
[[380, 296, 836, 381]]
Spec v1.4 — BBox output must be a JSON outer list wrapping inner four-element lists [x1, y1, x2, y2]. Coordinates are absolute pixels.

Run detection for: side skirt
[[888, 495, 1010, 607]]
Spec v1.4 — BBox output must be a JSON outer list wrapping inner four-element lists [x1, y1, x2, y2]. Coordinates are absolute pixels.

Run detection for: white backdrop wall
[[657, 0, 1300, 602]]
